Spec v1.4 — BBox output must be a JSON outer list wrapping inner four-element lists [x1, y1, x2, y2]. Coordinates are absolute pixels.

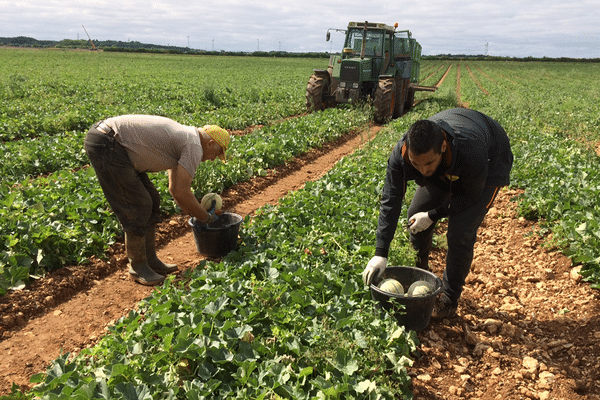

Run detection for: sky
[[1, 0, 599, 58]]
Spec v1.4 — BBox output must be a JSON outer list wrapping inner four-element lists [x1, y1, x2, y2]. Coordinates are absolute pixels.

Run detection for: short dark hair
[[405, 120, 445, 155]]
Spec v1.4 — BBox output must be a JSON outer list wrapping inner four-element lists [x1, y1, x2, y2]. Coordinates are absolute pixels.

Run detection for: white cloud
[[0, 0, 598, 57]]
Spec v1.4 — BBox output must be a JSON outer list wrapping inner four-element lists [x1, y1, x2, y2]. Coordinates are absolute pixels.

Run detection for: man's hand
[[206, 200, 218, 223], [409, 212, 433, 234], [192, 200, 219, 229], [362, 256, 387, 286]]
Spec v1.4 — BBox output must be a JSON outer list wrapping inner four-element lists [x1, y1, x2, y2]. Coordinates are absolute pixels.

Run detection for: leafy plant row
[[0, 107, 371, 295], [0, 130, 88, 183], [21, 102, 451, 400], [0, 50, 313, 141], [459, 61, 600, 287], [417, 62, 451, 87]]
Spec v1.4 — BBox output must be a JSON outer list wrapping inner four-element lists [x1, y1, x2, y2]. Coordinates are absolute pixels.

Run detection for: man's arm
[[168, 164, 211, 222], [375, 146, 407, 257]]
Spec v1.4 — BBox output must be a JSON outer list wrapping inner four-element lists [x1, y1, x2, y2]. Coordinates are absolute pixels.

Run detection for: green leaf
[[356, 379, 377, 393], [331, 348, 359, 375], [114, 382, 153, 400]]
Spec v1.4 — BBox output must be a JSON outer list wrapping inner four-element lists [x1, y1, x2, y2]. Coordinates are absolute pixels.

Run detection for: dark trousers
[[84, 123, 161, 237], [407, 184, 500, 305]]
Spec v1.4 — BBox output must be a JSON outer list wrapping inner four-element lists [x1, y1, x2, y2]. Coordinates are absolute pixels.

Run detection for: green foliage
[[0, 131, 88, 183], [3, 54, 600, 398], [0, 49, 369, 291], [25, 118, 427, 399], [0, 50, 312, 140]]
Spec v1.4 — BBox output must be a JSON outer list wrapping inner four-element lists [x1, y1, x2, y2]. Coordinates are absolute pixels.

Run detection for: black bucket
[[370, 266, 442, 331], [189, 212, 243, 258]]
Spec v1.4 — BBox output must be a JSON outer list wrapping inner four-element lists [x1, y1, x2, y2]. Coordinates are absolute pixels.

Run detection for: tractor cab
[[343, 27, 386, 58], [330, 22, 399, 103]]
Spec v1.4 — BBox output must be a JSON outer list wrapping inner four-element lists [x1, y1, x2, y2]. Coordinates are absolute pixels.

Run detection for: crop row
[[458, 61, 600, 287], [0, 50, 313, 141], [0, 107, 371, 295], [418, 62, 451, 87]]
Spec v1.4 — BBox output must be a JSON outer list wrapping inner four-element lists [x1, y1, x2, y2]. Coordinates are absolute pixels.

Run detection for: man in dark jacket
[[362, 108, 513, 319]]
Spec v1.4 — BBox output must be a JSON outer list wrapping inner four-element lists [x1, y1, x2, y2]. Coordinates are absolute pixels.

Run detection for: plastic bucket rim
[[188, 212, 243, 231]]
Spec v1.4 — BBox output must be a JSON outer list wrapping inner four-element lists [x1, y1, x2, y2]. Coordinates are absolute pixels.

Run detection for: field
[[0, 49, 599, 399]]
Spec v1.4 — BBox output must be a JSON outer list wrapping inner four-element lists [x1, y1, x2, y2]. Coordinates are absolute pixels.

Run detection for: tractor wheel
[[374, 78, 396, 124], [306, 73, 331, 112], [393, 78, 407, 119]]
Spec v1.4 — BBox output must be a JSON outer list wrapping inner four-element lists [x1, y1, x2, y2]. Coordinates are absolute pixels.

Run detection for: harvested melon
[[379, 278, 405, 295], [407, 280, 433, 296]]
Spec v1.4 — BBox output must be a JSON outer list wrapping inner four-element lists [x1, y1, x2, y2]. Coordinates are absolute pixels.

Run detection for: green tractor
[[306, 21, 434, 123]]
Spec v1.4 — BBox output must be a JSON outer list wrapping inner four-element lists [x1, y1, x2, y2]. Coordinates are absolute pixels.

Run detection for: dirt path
[[1, 120, 599, 399], [411, 189, 599, 399]]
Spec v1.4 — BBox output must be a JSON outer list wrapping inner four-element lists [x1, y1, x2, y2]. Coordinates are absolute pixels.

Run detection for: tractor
[[306, 21, 434, 123]]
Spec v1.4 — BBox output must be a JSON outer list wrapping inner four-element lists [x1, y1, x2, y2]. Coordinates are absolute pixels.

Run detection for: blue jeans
[[84, 123, 161, 237], [408, 184, 501, 305]]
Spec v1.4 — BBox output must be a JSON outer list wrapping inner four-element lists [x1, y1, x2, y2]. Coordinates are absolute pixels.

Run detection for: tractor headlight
[[339, 82, 346, 88], [352, 83, 359, 89]]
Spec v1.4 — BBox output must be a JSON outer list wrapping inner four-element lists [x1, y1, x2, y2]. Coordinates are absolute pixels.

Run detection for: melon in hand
[[201, 193, 223, 211]]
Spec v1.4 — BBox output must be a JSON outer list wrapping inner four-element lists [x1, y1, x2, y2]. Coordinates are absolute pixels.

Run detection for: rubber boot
[[126, 232, 165, 286], [145, 224, 178, 274]]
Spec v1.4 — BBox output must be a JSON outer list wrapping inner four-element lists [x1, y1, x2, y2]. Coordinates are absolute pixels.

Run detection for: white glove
[[362, 256, 387, 286], [409, 212, 433, 234]]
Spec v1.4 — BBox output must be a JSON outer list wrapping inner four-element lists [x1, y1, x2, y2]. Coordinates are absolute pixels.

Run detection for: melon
[[407, 280, 433, 296], [379, 278, 405, 295], [201, 193, 223, 211]]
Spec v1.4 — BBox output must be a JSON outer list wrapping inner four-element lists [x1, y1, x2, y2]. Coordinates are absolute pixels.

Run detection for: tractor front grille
[[340, 63, 360, 83]]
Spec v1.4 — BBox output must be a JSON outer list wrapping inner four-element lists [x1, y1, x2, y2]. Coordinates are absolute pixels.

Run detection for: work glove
[[409, 212, 433, 234], [362, 256, 387, 286], [193, 200, 219, 230], [206, 200, 219, 223]]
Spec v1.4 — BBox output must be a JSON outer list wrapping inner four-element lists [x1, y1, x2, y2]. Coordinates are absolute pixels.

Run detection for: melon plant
[[27, 117, 424, 399]]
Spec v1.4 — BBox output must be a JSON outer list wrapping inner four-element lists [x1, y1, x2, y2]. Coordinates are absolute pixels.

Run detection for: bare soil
[[1, 123, 599, 400]]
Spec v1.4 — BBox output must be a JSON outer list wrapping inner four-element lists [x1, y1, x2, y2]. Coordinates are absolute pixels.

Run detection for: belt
[[97, 121, 115, 137]]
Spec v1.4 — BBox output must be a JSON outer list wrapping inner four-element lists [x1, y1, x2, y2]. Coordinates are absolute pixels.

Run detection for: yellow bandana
[[202, 125, 230, 151]]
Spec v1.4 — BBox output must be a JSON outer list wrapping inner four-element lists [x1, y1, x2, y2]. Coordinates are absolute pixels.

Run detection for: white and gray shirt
[[104, 115, 203, 177]]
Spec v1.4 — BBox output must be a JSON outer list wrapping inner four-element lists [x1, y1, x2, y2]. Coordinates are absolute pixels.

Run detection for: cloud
[[0, 0, 598, 57]]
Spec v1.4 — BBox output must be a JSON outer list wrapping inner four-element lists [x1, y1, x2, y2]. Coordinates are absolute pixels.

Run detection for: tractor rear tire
[[374, 78, 396, 124], [306, 73, 331, 112]]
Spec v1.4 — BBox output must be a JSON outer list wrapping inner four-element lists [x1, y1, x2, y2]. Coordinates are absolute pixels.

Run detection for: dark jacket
[[375, 108, 513, 257]]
